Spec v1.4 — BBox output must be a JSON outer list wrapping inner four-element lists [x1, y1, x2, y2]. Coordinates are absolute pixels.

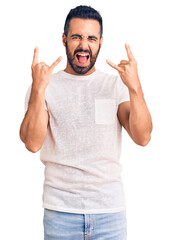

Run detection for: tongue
[[78, 56, 87, 63]]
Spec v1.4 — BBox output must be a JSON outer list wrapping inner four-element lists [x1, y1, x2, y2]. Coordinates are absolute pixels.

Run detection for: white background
[[0, 0, 172, 239]]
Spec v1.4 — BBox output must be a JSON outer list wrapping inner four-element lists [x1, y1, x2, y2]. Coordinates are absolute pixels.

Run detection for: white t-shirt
[[25, 69, 130, 214]]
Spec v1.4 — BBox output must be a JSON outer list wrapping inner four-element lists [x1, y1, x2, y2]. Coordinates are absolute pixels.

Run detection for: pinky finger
[[106, 59, 124, 73], [50, 56, 63, 71]]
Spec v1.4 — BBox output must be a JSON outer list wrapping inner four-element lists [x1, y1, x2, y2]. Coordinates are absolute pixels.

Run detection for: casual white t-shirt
[[25, 69, 130, 214]]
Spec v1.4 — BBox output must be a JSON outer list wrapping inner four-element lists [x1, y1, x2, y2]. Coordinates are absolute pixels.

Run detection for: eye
[[88, 37, 97, 42], [72, 36, 80, 40]]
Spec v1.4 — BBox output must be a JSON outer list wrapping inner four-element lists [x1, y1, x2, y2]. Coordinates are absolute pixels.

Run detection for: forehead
[[68, 18, 100, 36]]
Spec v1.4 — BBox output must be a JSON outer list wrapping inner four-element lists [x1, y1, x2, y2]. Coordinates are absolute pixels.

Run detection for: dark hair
[[64, 5, 103, 38]]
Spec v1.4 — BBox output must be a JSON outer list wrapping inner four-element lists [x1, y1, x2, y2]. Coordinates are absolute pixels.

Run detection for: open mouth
[[76, 53, 90, 65]]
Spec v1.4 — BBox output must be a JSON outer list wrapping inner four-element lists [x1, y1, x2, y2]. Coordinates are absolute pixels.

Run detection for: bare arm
[[20, 87, 49, 152], [117, 88, 152, 146], [107, 43, 152, 146], [19, 47, 62, 152]]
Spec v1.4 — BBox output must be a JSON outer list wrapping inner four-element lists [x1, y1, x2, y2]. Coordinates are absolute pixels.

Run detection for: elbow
[[24, 138, 42, 153], [19, 132, 40, 153], [136, 134, 151, 147], [25, 144, 41, 153]]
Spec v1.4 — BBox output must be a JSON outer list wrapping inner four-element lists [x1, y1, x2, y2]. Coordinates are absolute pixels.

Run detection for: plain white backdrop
[[0, 0, 172, 239]]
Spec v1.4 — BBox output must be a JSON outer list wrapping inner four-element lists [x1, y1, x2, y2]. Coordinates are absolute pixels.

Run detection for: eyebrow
[[71, 34, 98, 40], [71, 34, 81, 38]]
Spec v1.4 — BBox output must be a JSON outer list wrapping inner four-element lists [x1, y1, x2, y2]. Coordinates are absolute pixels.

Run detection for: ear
[[62, 33, 67, 47], [100, 36, 103, 47]]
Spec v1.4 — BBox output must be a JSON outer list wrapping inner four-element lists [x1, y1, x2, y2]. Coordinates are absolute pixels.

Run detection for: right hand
[[31, 47, 62, 91]]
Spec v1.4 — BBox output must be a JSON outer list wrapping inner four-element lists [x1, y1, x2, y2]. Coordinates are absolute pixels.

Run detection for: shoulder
[[96, 69, 119, 83], [50, 70, 63, 81], [46, 70, 63, 89]]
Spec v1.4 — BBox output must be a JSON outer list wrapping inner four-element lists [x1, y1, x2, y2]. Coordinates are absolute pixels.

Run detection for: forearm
[[129, 86, 153, 146], [20, 86, 48, 152]]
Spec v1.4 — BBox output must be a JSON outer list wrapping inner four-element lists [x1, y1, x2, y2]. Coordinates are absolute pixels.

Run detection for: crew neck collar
[[59, 69, 98, 80]]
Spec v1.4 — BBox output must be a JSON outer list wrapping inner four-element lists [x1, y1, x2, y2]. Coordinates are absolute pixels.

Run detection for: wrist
[[28, 85, 46, 110], [129, 84, 144, 101], [31, 83, 46, 94]]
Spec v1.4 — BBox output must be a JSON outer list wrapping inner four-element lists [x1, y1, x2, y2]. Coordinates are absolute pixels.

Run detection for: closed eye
[[71, 34, 81, 40], [71, 34, 98, 42], [88, 36, 98, 42], [72, 36, 81, 39]]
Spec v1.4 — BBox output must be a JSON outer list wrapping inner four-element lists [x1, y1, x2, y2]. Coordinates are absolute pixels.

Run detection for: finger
[[32, 47, 39, 67], [125, 43, 135, 61], [106, 59, 124, 73], [50, 56, 63, 72], [120, 60, 129, 65], [39, 62, 47, 66], [118, 64, 127, 73]]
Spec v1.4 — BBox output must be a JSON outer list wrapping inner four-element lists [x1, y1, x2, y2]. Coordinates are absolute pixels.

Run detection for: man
[[20, 5, 152, 240]]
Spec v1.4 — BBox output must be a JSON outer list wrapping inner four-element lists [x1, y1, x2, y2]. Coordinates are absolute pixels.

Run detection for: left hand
[[106, 43, 140, 92]]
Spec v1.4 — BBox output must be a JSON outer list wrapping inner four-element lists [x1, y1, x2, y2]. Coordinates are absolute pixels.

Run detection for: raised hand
[[106, 43, 140, 92], [31, 47, 62, 91]]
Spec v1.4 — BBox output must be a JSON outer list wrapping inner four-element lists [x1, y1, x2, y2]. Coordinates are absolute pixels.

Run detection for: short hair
[[64, 5, 103, 38]]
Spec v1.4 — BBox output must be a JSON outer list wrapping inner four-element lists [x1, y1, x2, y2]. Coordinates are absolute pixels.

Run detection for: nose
[[78, 37, 89, 50]]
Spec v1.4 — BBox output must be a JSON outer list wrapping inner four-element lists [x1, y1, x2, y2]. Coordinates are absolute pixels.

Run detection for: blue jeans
[[43, 208, 127, 240]]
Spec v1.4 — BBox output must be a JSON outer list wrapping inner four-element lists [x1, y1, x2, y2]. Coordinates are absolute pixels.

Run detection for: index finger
[[125, 43, 135, 61], [32, 47, 39, 67]]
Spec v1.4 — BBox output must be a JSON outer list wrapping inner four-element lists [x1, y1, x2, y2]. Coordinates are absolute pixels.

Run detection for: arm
[[20, 87, 49, 152], [107, 43, 152, 146], [19, 47, 62, 152], [117, 88, 152, 146]]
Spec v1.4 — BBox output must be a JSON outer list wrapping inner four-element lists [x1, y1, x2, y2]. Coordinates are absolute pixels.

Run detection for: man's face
[[63, 18, 103, 75]]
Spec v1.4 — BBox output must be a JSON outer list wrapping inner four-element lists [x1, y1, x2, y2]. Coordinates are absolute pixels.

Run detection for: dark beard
[[65, 42, 101, 75]]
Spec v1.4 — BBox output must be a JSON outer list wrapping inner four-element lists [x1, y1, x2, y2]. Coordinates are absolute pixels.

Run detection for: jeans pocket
[[95, 98, 118, 124]]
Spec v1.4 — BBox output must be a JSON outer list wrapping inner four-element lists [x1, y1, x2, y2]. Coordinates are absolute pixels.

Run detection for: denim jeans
[[43, 208, 127, 240]]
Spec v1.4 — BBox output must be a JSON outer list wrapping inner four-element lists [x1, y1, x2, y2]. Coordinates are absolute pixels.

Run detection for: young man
[[20, 5, 152, 240]]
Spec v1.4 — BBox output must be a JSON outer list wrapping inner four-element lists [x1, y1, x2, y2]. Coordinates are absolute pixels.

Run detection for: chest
[[46, 80, 119, 127]]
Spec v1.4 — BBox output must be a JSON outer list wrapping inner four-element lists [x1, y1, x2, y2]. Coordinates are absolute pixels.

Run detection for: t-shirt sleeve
[[24, 85, 48, 113], [116, 75, 130, 105]]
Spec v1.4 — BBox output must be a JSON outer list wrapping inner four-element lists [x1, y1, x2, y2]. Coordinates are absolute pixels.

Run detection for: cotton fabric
[[25, 69, 130, 214]]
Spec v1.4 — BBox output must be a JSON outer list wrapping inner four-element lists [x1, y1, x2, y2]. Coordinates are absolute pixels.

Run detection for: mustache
[[74, 48, 91, 56]]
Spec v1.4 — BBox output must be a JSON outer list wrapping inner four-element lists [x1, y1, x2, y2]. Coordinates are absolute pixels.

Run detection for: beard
[[65, 42, 101, 75]]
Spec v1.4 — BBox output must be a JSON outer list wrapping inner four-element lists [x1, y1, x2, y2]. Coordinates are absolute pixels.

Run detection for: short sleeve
[[116, 75, 130, 105], [24, 85, 48, 113]]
